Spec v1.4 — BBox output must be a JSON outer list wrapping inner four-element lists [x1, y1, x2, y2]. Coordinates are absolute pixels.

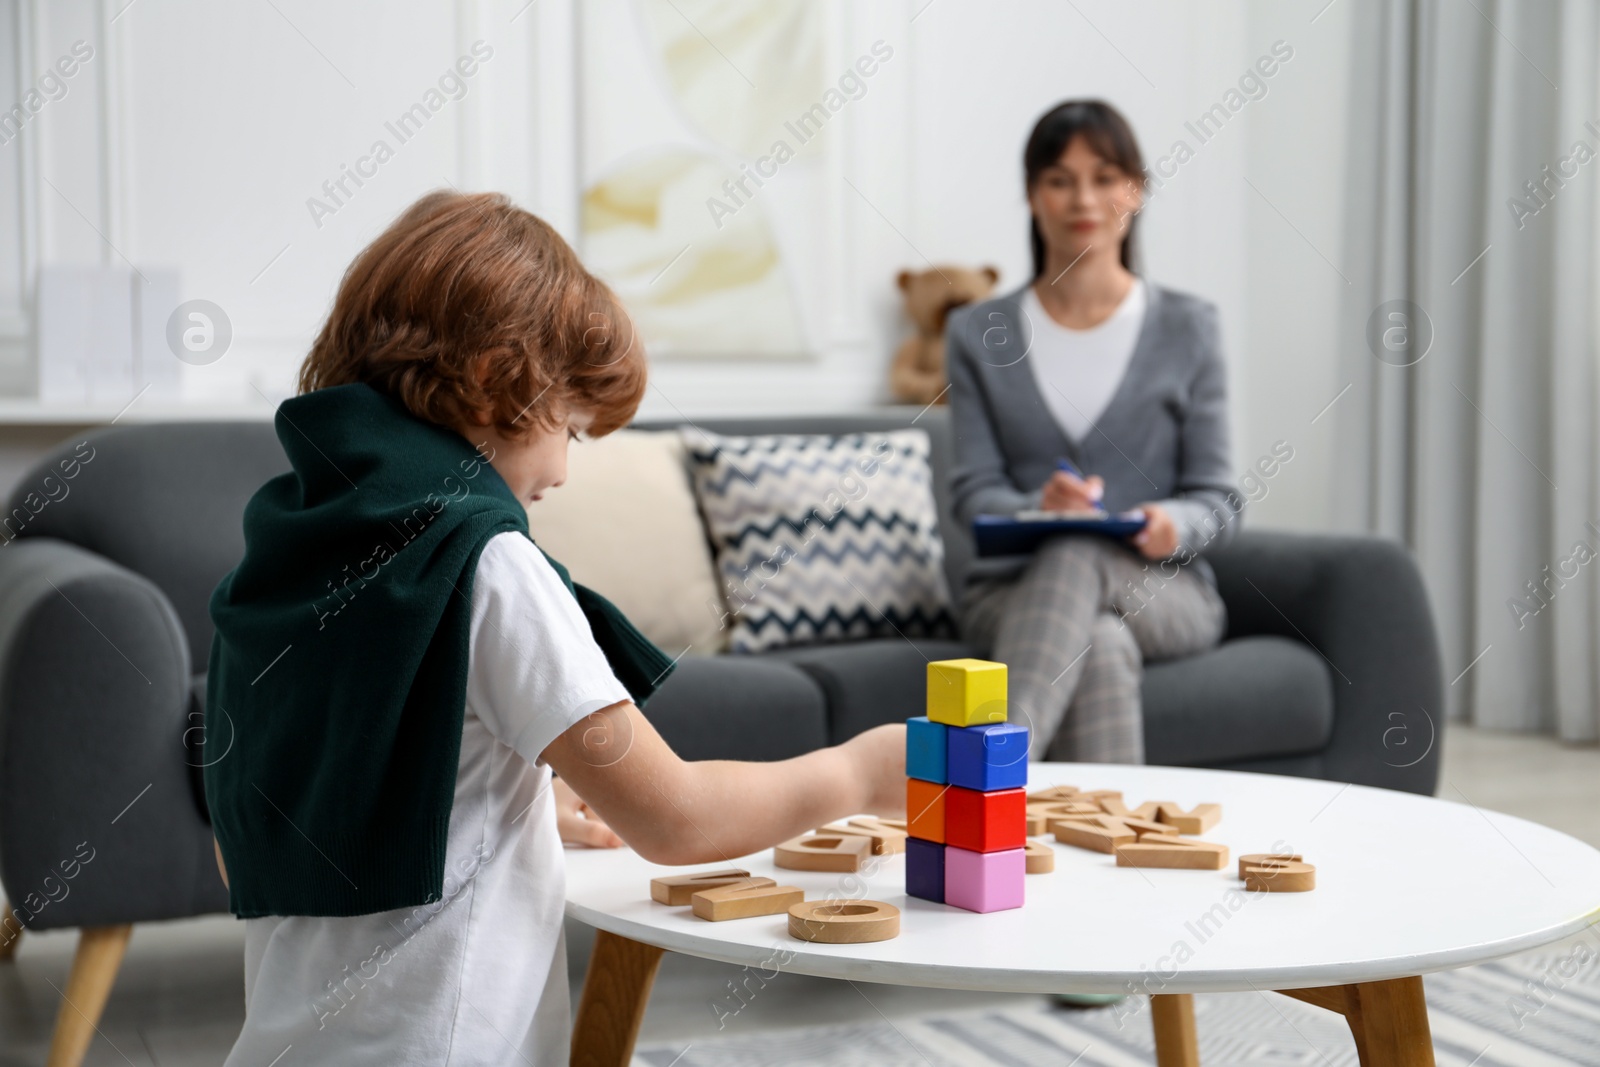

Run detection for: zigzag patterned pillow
[[685, 429, 957, 653]]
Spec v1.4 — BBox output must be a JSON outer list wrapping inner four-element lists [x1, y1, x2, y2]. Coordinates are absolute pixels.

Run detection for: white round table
[[565, 762, 1600, 1066]]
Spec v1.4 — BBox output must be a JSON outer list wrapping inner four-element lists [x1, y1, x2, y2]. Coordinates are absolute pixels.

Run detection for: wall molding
[[533, 0, 577, 239], [9, 0, 41, 322], [96, 0, 129, 260]]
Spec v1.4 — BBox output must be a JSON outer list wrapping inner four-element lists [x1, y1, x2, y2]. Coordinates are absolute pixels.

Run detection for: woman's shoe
[[1052, 992, 1128, 1008]]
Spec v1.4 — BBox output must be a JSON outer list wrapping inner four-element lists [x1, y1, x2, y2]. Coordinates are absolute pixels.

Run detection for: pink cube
[[944, 844, 1025, 913]]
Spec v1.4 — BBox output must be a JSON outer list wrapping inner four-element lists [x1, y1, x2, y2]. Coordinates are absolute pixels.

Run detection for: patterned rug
[[633, 944, 1600, 1066]]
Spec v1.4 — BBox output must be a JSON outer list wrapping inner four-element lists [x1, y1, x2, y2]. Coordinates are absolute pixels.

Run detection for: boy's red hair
[[299, 190, 644, 438]]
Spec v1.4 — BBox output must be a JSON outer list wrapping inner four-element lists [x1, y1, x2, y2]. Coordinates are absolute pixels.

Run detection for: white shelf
[[0, 398, 278, 426]]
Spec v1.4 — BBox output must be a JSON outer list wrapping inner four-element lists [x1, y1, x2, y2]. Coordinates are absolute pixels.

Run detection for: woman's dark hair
[[1024, 99, 1145, 279]]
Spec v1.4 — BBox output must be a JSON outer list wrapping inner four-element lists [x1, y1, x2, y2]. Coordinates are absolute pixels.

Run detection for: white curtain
[[1336, 0, 1600, 740]]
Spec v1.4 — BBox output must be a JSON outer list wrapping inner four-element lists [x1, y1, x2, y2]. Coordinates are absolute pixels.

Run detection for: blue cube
[[947, 722, 1029, 792], [906, 716, 948, 784], [905, 837, 945, 903]]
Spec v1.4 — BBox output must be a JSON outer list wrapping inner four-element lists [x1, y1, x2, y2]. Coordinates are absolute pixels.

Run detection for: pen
[[1055, 457, 1106, 512]]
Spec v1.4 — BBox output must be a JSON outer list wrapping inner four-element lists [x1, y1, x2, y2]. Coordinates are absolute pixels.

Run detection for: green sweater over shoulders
[[205, 383, 674, 918]]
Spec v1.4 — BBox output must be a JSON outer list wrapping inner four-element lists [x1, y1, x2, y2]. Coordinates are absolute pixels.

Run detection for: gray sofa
[[639, 413, 1443, 791], [0, 408, 1441, 1063]]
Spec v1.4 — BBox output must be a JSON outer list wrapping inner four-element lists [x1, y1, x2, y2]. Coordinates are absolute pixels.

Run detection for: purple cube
[[944, 844, 1025, 913], [946, 722, 1029, 792], [905, 836, 945, 903]]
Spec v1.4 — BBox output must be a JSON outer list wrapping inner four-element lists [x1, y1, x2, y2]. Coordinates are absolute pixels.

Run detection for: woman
[[947, 99, 1241, 765]]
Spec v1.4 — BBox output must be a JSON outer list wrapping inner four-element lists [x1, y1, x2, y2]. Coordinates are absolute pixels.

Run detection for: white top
[[565, 762, 1600, 995], [1022, 278, 1147, 443], [225, 532, 631, 1067]]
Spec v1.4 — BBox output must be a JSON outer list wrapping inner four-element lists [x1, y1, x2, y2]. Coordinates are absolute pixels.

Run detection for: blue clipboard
[[972, 510, 1149, 558]]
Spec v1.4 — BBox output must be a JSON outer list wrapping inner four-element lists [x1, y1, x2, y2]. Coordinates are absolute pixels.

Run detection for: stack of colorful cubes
[[904, 658, 1029, 912]]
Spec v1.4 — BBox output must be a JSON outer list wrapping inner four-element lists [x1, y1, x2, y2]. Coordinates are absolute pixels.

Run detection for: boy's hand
[[552, 774, 623, 848], [544, 700, 904, 866], [842, 723, 908, 818]]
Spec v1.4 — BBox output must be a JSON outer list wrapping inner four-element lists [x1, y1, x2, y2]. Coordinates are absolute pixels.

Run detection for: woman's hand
[[552, 775, 624, 849], [1131, 503, 1180, 559], [1040, 470, 1104, 512]]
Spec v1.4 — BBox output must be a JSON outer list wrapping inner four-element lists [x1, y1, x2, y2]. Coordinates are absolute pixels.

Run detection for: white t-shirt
[[224, 532, 631, 1067], [1023, 278, 1147, 443]]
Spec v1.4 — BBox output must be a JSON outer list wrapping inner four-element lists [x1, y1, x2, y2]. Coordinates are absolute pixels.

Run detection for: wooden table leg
[[1151, 993, 1200, 1067], [1345, 976, 1434, 1065], [571, 929, 667, 1067], [1279, 975, 1435, 1066]]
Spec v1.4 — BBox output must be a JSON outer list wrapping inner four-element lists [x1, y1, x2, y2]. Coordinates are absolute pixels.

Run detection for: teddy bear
[[889, 265, 1000, 406]]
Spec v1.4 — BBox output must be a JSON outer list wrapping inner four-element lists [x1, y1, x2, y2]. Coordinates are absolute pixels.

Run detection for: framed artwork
[[578, 0, 835, 359]]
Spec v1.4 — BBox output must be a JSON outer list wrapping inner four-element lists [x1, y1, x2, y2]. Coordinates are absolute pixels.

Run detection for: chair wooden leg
[[1151, 993, 1200, 1067], [45, 925, 132, 1067], [0, 899, 21, 961], [570, 929, 666, 1067]]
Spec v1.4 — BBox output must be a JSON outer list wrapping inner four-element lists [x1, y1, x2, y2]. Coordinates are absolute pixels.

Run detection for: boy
[[207, 190, 907, 1065]]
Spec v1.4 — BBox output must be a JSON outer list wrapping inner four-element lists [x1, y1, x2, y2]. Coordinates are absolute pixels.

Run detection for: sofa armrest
[[1205, 530, 1443, 795], [0, 538, 227, 931]]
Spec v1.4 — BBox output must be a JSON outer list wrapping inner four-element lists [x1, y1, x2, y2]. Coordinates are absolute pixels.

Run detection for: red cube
[[944, 785, 1025, 853]]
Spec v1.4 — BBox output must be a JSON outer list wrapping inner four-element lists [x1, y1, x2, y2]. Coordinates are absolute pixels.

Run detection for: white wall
[[0, 0, 1357, 526]]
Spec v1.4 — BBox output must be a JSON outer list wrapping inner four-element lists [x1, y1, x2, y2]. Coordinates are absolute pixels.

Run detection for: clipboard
[[972, 509, 1149, 558]]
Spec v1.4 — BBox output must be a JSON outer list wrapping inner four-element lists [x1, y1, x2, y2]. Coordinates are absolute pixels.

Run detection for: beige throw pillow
[[525, 429, 729, 654]]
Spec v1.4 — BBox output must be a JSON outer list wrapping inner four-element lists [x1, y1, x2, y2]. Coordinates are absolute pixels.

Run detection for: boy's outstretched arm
[[543, 701, 906, 867]]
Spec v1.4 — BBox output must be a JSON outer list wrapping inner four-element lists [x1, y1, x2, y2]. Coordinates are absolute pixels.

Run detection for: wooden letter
[[1026, 785, 1082, 803], [1049, 814, 1175, 854], [774, 833, 873, 872], [1050, 814, 1134, 853], [818, 816, 908, 855], [650, 868, 752, 905], [788, 899, 900, 943], [1023, 839, 1056, 874], [1240, 854, 1316, 892], [1237, 852, 1301, 878], [1025, 801, 1095, 835], [691, 878, 805, 921], [1099, 797, 1162, 820], [1116, 833, 1229, 870], [1155, 802, 1222, 834]]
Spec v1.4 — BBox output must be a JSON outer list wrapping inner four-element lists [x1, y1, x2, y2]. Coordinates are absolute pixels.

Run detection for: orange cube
[[906, 778, 948, 843]]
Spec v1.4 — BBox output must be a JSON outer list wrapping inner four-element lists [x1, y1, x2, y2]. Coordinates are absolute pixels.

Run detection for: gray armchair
[[0, 424, 283, 1066], [0, 412, 1443, 1066]]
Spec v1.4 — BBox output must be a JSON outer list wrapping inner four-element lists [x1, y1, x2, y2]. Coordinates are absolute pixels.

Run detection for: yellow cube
[[926, 658, 1008, 726]]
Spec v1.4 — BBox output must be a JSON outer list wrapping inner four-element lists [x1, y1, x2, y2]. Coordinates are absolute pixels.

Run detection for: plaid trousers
[[959, 536, 1227, 764]]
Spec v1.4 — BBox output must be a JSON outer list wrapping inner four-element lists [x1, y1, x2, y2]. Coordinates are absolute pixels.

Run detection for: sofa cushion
[[634, 410, 971, 599], [1142, 636, 1334, 766], [766, 638, 978, 744], [640, 654, 829, 761], [685, 429, 956, 653], [527, 429, 728, 654]]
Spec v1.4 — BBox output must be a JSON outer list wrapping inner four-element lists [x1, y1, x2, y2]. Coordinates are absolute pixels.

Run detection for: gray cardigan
[[945, 279, 1242, 586]]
